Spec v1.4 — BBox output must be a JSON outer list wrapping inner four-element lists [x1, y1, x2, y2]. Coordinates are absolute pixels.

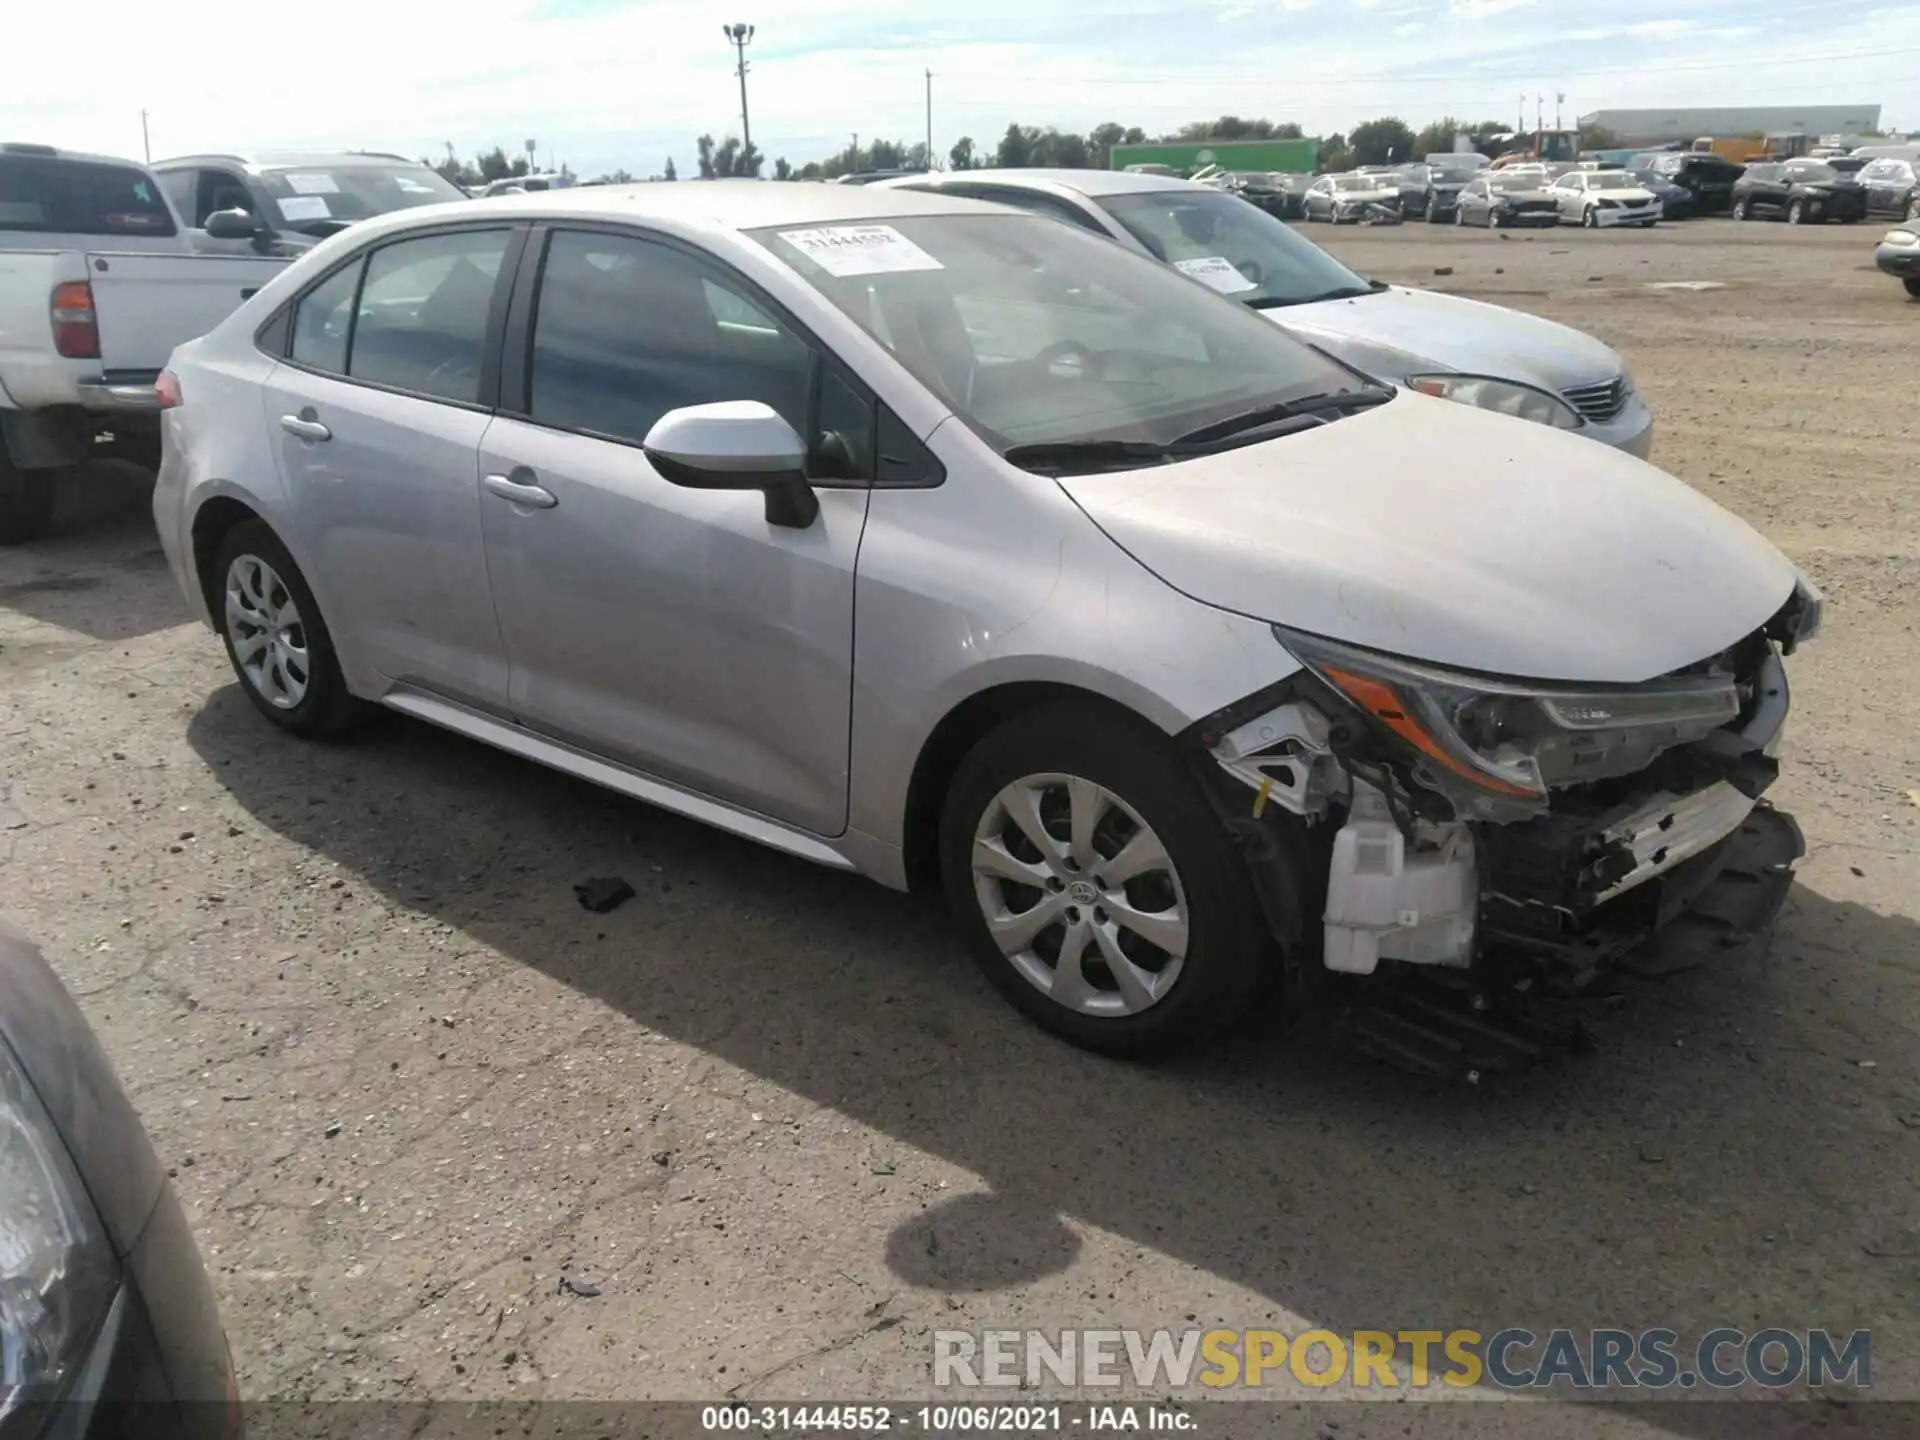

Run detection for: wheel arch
[[898, 680, 1171, 896], [190, 493, 267, 622]]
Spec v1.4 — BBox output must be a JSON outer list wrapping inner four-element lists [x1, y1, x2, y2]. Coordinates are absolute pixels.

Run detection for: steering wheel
[[1032, 339, 1102, 378]]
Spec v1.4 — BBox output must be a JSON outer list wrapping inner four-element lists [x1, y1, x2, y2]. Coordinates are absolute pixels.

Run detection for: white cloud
[[1449, 0, 1537, 17]]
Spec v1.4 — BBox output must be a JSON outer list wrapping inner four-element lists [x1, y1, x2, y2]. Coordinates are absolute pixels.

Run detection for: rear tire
[[212, 519, 369, 738], [0, 458, 55, 546], [1905, 276, 1920, 298], [939, 703, 1278, 1060], [1907, 196, 1920, 221]]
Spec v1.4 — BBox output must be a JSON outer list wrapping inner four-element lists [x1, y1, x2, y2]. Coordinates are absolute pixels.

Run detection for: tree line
[[428, 114, 1620, 189]]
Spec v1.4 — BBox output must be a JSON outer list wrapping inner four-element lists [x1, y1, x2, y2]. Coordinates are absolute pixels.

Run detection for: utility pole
[[1555, 91, 1565, 131], [724, 24, 756, 152], [1518, 94, 1526, 134], [1536, 94, 1544, 133], [925, 69, 933, 170], [140, 109, 150, 163]]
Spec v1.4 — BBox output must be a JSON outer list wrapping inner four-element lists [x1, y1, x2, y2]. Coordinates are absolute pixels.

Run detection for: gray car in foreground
[[0, 919, 240, 1437], [878, 169, 1652, 455], [154, 183, 1815, 1066]]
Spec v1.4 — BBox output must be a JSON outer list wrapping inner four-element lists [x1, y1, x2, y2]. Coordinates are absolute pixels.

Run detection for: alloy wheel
[[970, 772, 1189, 1017], [224, 554, 310, 710]]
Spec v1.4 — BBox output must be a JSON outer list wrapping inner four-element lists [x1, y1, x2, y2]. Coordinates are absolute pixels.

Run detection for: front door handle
[[279, 411, 330, 442], [483, 471, 558, 509]]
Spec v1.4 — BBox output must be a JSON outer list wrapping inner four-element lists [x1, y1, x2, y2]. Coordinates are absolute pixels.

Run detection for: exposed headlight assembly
[[1406, 373, 1584, 430], [1, 1037, 118, 1422], [1273, 627, 1743, 821]]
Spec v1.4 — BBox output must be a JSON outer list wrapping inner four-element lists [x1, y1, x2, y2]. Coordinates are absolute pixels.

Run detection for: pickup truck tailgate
[[89, 251, 289, 375]]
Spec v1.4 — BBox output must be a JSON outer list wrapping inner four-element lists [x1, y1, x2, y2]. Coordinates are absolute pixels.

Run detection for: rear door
[[260, 223, 522, 711]]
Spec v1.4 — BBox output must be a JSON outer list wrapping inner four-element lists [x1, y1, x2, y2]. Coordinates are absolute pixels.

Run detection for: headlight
[[1405, 373, 1584, 430], [1, 1037, 118, 1420], [1273, 626, 1743, 821], [1887, 229, 1918, 244], [1768, 573, 1824, 652]]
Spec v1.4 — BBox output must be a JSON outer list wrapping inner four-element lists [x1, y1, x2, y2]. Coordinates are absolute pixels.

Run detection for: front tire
[[1732, 197, 1750, 221], [212, 519, 369, 737], [1907, 195, 1920, 222], [1788, 199, 1808, 225], [1581, 206, 1599, 229], [1905, 276, 1920, 298], [940, 704, 1275, 1059]]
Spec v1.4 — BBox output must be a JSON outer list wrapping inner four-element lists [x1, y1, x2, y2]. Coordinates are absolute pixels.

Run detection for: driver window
[[194, 169, 255, 226], [347, 229, 511, 404]]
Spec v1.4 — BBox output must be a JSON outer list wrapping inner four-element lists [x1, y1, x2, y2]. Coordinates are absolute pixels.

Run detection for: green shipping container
[[1108, 138, 1320, 174]]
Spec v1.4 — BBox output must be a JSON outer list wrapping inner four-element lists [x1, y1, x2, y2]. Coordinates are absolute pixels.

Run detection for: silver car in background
[[879, 169, 1653, 454], [153, 183, 1813, 1065]]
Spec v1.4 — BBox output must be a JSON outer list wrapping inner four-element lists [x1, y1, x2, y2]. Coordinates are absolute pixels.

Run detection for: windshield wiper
[[1001, 439, 1182, 475], [1247, 284, 1376, 309], [1172, 385, 1395, 445]]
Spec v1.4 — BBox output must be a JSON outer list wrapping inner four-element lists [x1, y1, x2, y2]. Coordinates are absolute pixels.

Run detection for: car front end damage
[[1185, 579, 1822, 1077], [1333, 194, 1404, 225]]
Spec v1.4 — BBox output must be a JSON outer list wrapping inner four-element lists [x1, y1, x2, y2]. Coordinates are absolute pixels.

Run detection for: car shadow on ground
[[0, 461, 183, 643], [184, 687, 1916, 1437]]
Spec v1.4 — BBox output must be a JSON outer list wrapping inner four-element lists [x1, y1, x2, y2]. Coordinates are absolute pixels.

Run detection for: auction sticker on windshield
[[277, 196, 331, 221], [283, 173, 341, 195], [779, 225, 944, 277], [1173, 256, 1259, 295]]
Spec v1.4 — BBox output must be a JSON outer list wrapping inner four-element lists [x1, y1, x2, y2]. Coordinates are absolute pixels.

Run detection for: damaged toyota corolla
[[154, 183, 1818, 1068]]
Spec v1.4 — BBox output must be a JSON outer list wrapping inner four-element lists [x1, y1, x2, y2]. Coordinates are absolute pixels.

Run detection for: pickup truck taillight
[[49, 281, 100, 359], [155, 370, 183, 409]]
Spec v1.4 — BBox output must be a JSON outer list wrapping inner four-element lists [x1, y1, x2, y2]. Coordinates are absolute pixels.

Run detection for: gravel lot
[[2, 217, 1916, 1435]]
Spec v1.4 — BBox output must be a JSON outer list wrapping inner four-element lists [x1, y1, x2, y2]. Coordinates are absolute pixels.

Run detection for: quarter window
[[349, 229, 511, 404], [527, 229, 811, 446], [289, 262, 360, 374]]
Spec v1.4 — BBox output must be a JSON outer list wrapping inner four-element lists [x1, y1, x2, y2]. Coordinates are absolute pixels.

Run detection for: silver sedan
[[153, 182, 1811, 1061]]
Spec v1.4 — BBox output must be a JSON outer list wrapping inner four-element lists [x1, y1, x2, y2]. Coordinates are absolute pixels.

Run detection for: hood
[[1591, 186, 1658, 204], [1264, 284, 1624, 392], [1058, 393, 1796, 684], [1333, 188, 1398, 205]]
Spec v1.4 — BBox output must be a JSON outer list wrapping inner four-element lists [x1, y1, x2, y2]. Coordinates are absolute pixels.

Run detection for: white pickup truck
[[0, 143, 288, 542]]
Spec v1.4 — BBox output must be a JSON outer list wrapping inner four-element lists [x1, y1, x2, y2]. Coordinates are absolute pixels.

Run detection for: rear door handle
[[483, 471, 558, 509], [279, 413, 330, 442]]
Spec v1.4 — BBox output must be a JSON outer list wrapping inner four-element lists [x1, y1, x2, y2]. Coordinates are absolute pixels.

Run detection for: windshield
[[1787, 163, 1840, 183], [257, 164, 465, 234], [1489, 173, 1546, 191], [1094, 189, 1371, 308], [1588, 172, 1642, 191], [1428, 155, 1485, 173], [752, 213, 1356, 456]]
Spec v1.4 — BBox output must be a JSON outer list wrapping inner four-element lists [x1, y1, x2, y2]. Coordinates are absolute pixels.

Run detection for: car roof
[[154, 151, 422, 172], [880, 168, 1214, 199], [1, 141, 155, 171], [332, 178, 1017, 246]]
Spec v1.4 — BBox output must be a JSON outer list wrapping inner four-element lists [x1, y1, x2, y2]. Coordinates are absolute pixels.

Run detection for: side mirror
[[642, 401, 819, 529], [204, 207, 263, 241]]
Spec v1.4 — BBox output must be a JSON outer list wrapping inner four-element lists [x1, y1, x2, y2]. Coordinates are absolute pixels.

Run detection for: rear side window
[[0, 156, 177, 236], [348, 230, 511, 404]]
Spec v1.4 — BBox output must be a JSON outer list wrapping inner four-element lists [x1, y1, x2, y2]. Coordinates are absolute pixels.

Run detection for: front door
[[477, 227, 872, 836], [263, 226, 518, 710]]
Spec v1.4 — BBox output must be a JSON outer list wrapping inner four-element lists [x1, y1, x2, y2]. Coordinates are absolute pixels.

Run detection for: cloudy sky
[[7, 0, 1915, 178]]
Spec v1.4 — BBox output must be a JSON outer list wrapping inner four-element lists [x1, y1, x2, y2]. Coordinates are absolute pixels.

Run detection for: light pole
[[724, 23, 755, 153]]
